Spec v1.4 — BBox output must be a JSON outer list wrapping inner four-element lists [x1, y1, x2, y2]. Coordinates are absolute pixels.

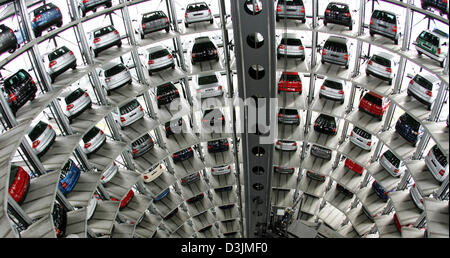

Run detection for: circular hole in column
[[252, 166, 265, 175], [244, 0, 262, 15], [253, 183, 264, 191], [247, 32, 264, 49], [248, 64, 265, 80], [252, 146, 265, 157]]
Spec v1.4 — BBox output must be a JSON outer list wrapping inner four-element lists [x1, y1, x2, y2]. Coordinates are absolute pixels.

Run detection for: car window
[[317, 114, 335, 126], [132, 133, 151, 147], [383, 150, 400, 167], [48, 46, 69, 61], [187, 3, 209, 12], [149, 49, 169, 59], [278, 0, 304, 6], [323, 80, 343, 90], [119, 99, 140, 115], [198, 75, 218, 85], [65, 88, 85, 104], [83, 126, 100, 142], [193, 41, 215, 52], [33, 5, 51, 16], [28, 121, 48, 141], [279, 108, 298, 115], [328, 3, 349, 12], [419, 31, 439, 46], [281, 38, 302, 46], [401, 113, 420, 131], [324, 41, 347, 53], [372, 10, 396, 24], [353, 126, 371, 139], [157, 83, 176, 94], [413, 75, 433, 90], [362, 92, 382, 106], [94, 26, 115, 38], [371, 55, 391, 67], [9, 165, 20, 187], [3, 70, 29, 88], [432, 145, 448, 167], [142, 12, 164, 22], [104, 64, 126, 77], [280, 73, 300, 81]]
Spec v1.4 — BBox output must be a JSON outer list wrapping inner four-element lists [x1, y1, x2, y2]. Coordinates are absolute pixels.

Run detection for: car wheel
[[81, 10, 86, 17], [165, 27, 170, 33], [345, 64, 349, 69], [117, 42, 122, 48], [394, 38, 398, 45], [71, 64, 77, 70], [91, 48, 98, 57], [321, 59, 325, 64], [341, 100, 345, 105], [148, 70, 152, 76], [172, 64, 175, 69], [370, 30, 374, 37], [389, 79, 393, 85], [57, 21, 62, 28], [276, 16, 280, 22], [185, 22, 189, 28], [277, 54, 281, 60], [210, 19, 213, 24], [8, 47, 16, 54], [34, 30, 41, 37], [50, 75, 55, 84], [349, 25, 352, 30], [440, 60, 445, 68], [68, 117, 72, 124], [417, 50, 422, 56], [427, 102, 433, 111], [106, 2, 112, 8], [301, 56, 305, 61], [140, 33, 144, 39], [30, 94, 36, 101], [302, 19, 306, 24], [319, 94, 322, 99], [157, 104, 161, 109]]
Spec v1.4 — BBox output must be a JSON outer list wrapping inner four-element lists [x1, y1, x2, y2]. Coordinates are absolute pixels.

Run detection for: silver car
[[278, 108, 300, 125], [59, 88, 92, 123], [101, 161, 118, 184], [379, 149, 406, 177], [276, 0, 306, 23], [310, 144, 332, 160], [210, 164, 231, 176], [407, 72, 441, 110], [349, 126, 373, 151], [81, 126, 106, 155], [131, 133, 154, 159], [143, 45, 175, 76], [306, 170, 325, 182], [184, 2, 213, 28], [275, 140, 298, 151], [319, 77, 345, 104], [112, 99, 145, 129], [277, 32, 305, 60], [87, 25, 121, 57], [410, 183, 424, 210], [139, 10, 170, 39], [425, 145, 448, 183], [321, 36, 350, 69], [27, 120, 56, 157], [196, 72, 223, 99], [366, 52, 396, 85], [98, 62, 132, 95], [369, 10, 401, 45], [44, 46, 77, 83], [181, 172, 201, 185]]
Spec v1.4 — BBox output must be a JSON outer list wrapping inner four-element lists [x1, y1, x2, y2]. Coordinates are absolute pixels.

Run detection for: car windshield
[[65, 88, 85, 104], [432, 145, 448, 167], [383, 150, 400, 167], [157, 83, 176, 94], [4, 70, 29, 88], [198, 74, 218, 85], [400, 113, 420, 130], [33, 4, 55, 16], [413, 75, 433, 90], [193, 41, 215, 52], [280, 73, 300, 81], [278, 0, 304, 5], [324, 41, 347, 53], [105, 64, 126, 77], [280, 38, 302, 46], [149, 49, 168, 59], [363, 93, 382, 106], [324, 79, 343, 89], [142, 11, 164, 22], [132, 134, 151, 147], [28, 121, 48, 141], [94, 26, 115, 38], [187, 3, 209, 12], [9, 165, 20, 187], [371, 55, 391, 67], [48, 46, 69, 61], [328, 3, 349, 12], [419, 31, 439, 46], [353, 126, 371, 139], [372, 10, 396, 24], [119, 99, 140, 115], [317, 114, 335, 126], [279, 108, 298, 115], [83, 126, 100, 142]]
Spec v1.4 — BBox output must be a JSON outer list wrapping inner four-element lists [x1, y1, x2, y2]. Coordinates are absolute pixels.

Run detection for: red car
[[278, 72, 302, 94], [111, 189, 134, 209], [8, 165, 30, 204], [344, 157, 364, 175], [359, 91, 390, 121]]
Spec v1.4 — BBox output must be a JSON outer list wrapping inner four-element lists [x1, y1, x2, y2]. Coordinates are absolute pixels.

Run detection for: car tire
[[71, 64, 77, 70], [302, 19, 306, 24], [81, 10, 86, 17], [34, 30, 41, 37], [140, 33, 144, 39], [370, 30, 374, 37], [417, 50, 422, 56], [301, 56, 305, 61], [30, 94, 36, 101], [8, 46, 16, 54], [321, 59, 325, 64], [389, 79, 393, 85], [172, 64, 175, 69], [210, 19, 213, 24], [341, 100, 345, 105], [57, 21, 62, 28], [106, 2, 112, 8], [276, 16, 280, 22], [323, 20, 327, 26], [91, 48, 98, 58], [185, 22, 189, 28], [345, 64, 349, 69], [50, 75, 55, 84], [165, 27, 170, 33], [148, 70, 152, 76], [427, 102, 433, 111], [394, 38, 398, 45], [349, 25, 352, 30], [277, 54, 281, 60]]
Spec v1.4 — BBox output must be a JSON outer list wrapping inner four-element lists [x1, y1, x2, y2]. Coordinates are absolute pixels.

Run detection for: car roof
[[326, 36, 347, 44], [374, 51, 395, 61], [146, 45, 166, 53], [417, 72, 440, 84], [324, 77, 345, 84], [198, 71, 217, 78], [102, 62, 122, 70], [281, 32, 300, 39], [194, 36, 212, 43]]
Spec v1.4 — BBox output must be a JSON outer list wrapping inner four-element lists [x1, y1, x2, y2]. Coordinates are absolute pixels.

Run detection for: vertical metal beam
[[218, 0, 234, 98]]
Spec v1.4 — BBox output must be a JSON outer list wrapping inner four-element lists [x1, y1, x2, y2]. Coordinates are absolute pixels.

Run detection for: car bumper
[[410, 187, 424, 210], [313, 126, 336, 135], [278, 117, 300, 125], [208, 146, 229, 153], [322, 56, 348, 67], [35, 131, 56, 156], [193, 54, 219, 63], [200, 89, 223, 99], [148, 61, 174, 73], [83, 134, 106, 154], [379, 157, 400, 177], [119, 111, 144, 128], [275, 145, 297, 151], [425, 155, 446, 182], [132, 143, 154, 159], [277, 49, 305, 58], [211, 168, 231, 176], [49, 59, 77, 78], [92, 38, 121, 53], [66, 100, 92, 120], [278, 85, 302, 92], [277, 12, 305, 19], [324, 16, 351, 26], [105, 76, 132, 91], [143, 24, 170, 35], [349, 136, 371, 151], [101, 164, 118, 184], [369, 26, 397, 40], [358, 105, 383, 119], [366, 67, 393, 81], [407, 88, 433, 106], [415, 44, 446, 62], [186, 15, 213, 24], [319, 91, 344, 101]]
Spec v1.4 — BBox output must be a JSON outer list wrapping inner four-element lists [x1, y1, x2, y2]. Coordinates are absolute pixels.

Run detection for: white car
[[27, 120, 56, 157], [101, 161, 118, 184], [196, 71, 223, 99], [142, 162, 166, 183], [111, 99, 145, 129], [184, 2, 213, 27], [98, 62, 132, 95], [275, 140, 297, 151], [59, 88, 92, 123], [81, 126, 106, 155], [366, 52, 396, 85], [410, 183, 424, 210], [277, 32, 305, 60], [86, 194, 98, 220], [43, 46, 77, 83], [210, 164, 231, 176], [407, 72, 441, 110], [319, 77, 345, 104], [349, 126, 373, 151], [425, 145, 448, 182], [143, 45, 175, 76], [379, 149, 406, 177], [87, 25, 121, 57]]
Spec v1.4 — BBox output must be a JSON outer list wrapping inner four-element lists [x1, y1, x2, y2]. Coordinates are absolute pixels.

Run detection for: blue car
[[372, 181, 393, 202], [30, 3, 63, 37], [395, 113, 424, 147], [154, 188, 170, 202], [58, 159, 81, 195]]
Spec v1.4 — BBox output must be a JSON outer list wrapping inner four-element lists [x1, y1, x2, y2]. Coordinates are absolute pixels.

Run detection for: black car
[[306, 171, 326, 182], [52, 203, 67, 238], [219, 204, 235, 209], [207, 139, 229, 153], [191, 36, 219, 65], [172, 147, 194, 163], [336, 183, 353, 197], [202, 108, 225, 127], [310, 144, 332, 160], [165, 118, 186, 137], [187, 192, 204, 203], [156, 82, 180, 109], [314, 114, 337, 135], [324, 2, 352, 30], [214, 186, 233, 192], [181, 172, 201, 186], [421, 0, 448, 17], [1, 69, 37, 115], [163, 207, 179, 220], [0, 24, 18, 55]]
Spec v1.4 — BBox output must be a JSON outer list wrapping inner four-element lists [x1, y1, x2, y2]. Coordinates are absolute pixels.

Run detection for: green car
[[414, 28, 448, 68]]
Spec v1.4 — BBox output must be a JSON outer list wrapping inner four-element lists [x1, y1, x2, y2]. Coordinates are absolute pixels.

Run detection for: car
[[52, 203, 67, 238], [202, 108, 226, 127], [410, 183, 425, 210], [184, 2, 213, 28], [277, 32, 305, 60], [425, 144, 448, 182], [275, 140, 298, 151], [187, 192, 204, 203], [156, 82, 180, 109], [306, 171, 326, 182], [278, 108, 300, 125], [27, 120, 56, 157], [372, 181, 391, 202], [313, 114, 337, 135], [29, 3, 63, 37], [111, 189, 134, 209], [8, 165, 30, 204], [349, 126, 373, 151], [210, 164, 232, 176], [163, 207, 179, 220], [336, 183, 353, 197], [131, 133, 154, 158], [139, 10, 170, 39], [181, 172, 201, 186], [323, 2, 352, 30], [154, 188, 170, 202], [421, 0, 449, 18], [144, 45, 175, 76], [214, 186, 233, 192], [58, 159, 81, 195], [98, 62, 132, 95], [379, 149, 406, 177], [358, 91, 391, 121], [414, 28, 448, 68], [207, 139, 229, 153], [219, 204, 235, 209], [79, 0, 112, 17], [59, 87, 92, 123], [191, 36, 219, 65], [0, 24, 18, 55], [395, 112, 425, 146], [369, 10, 401, 44], [276, 0, 306, 23], [87, 25, 122, 57], [196, 72, 223, 99], [111, 99, 145, 129], [1, 69, 37, 115], [44, 46, 77, 83], [165, 118, 187, 137], [86, 194, 98, 220], [81, 126, 106, 155], [100, 161, 118, 184], [407, 72, 441, 110], [345, 157, 364, 175], [274, 166, 295, 174], [321, 36, 350, 69], [366, 52, 396, 85], [142, 163, 166, 183], [277, 71, 302, 94], [310, 144, 332, 160], [172, 147, 194, 163], [319, 78, 345, 104]]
